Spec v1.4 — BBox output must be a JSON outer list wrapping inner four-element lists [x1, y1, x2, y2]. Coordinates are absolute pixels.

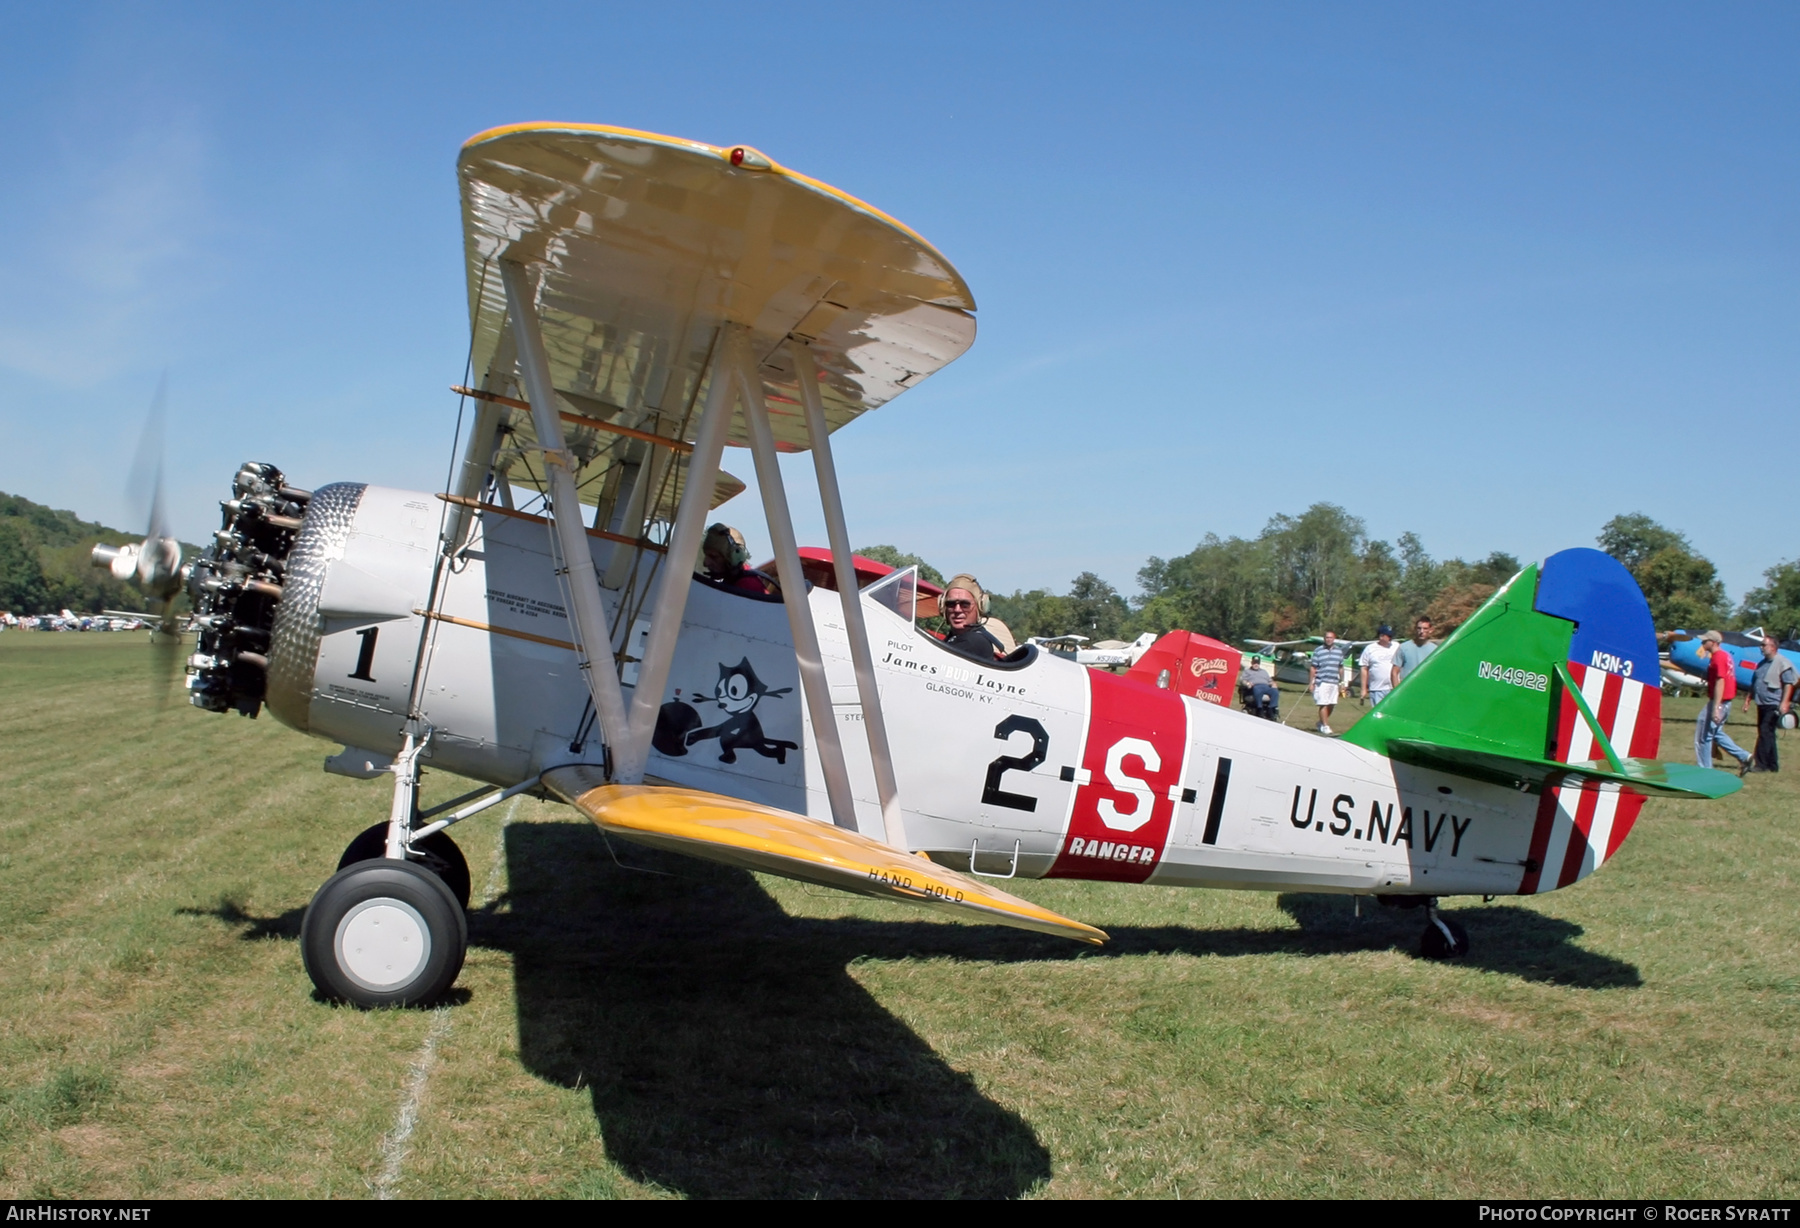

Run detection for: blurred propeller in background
[[91, 375, 188, 704]]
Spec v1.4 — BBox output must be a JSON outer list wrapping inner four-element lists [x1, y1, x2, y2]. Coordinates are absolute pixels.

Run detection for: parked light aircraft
[[1666, 628, 1800, 695], [2, 610, 145, 632], [1034, 631, 1244, 712], [102, 124, 1740, 1007], [1659, 656, 1706, 695], [1030, 632, 1158, 668], [1243, 636, 1378, 690]]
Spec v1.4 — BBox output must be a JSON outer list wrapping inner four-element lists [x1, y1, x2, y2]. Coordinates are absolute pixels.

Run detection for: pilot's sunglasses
[[944, 599, 974, 609]]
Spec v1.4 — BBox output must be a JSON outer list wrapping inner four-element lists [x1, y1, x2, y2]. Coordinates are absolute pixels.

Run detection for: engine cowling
[[186, 466, 434, 747]]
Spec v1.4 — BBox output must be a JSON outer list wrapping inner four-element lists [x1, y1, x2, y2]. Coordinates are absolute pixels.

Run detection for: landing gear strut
[[338, 822, 471, 910], [1419, 898, 1469, 960], [300, 726, 471, 1007], [1378, 894, 1470, 959]]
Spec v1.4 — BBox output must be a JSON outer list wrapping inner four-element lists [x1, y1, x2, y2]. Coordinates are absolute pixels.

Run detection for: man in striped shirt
[[1309, 631, 1348, 735]]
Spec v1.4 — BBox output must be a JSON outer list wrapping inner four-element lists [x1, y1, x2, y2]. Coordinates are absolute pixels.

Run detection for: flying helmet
[[942, 573, 990, 618], [703, 523, 750, 569]]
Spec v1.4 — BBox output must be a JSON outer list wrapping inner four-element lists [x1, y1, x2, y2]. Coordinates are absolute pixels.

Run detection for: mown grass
[[0, 634, 1795, 1197]]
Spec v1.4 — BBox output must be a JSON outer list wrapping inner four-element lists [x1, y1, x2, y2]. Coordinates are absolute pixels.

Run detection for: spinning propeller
[[90, 379, 189, 697]]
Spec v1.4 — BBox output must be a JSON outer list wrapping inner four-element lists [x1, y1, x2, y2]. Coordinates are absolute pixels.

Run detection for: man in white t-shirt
[[1359, 625, 1400, 706]]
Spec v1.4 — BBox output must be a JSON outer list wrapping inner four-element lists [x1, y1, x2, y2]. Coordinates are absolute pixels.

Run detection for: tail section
[[1125, 631, 1242, 706], [1345, 547, 1738, 893]]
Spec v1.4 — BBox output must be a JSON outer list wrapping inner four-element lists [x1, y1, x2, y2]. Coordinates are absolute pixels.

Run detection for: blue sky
[[1, 3, 1793, 603]]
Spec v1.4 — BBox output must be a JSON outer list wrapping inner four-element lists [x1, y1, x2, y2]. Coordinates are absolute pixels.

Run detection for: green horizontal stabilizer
[[1386, 740, 1744, 800]]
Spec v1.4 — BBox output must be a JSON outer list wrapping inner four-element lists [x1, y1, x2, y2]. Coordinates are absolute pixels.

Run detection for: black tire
[[1419, 914, 1470, 960], [339, 822, 471, 910], [301, 859, 467, 1007]]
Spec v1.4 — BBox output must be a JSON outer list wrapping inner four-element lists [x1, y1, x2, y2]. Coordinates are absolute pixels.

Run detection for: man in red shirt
[[1694, 630, 1752, 775]]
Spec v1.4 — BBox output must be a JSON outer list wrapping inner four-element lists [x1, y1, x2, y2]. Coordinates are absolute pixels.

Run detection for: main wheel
[[338, 822, 471, 910], [1419, 913, 1470, 960], [301, 859, 467, 1007]]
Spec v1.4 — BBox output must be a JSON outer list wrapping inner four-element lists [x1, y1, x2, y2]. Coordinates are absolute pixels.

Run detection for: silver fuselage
[[266, 483, 1563, 898]]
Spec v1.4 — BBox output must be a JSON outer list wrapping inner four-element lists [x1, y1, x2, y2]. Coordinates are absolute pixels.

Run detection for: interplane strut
[[476, 277, 899, 840], [499, 259, 633, 755]]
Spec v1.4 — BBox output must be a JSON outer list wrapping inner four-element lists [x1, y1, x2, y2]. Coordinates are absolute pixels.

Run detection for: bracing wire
[[405, 258, 490, 722]]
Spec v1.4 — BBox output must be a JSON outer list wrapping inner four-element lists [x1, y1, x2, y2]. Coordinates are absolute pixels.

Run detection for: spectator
[[1239, 655, 1279, 721], [1359, 625, 1400, 706], [1694, 630, 1752, 775], [1748, 634, 1798, 773], [1308, 631, 1348, 735], [1392, 617, 1438, 689]]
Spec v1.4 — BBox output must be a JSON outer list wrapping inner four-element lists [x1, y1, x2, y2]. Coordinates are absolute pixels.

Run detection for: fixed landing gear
[[1376, 894, 1470, 959], [300, 727, 470, 1007], [1419, 900, 1469, 960], [301, 858, 467, 1007], [338, 821, 471, 910]]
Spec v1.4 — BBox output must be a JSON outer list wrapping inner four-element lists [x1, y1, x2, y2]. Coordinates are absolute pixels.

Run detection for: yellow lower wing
[[541, 767, 1107, 945]]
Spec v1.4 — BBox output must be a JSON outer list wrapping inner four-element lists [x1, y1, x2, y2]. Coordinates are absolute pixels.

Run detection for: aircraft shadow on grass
[[187, 821, 1639, 1198], [178, 896, 304, 941]]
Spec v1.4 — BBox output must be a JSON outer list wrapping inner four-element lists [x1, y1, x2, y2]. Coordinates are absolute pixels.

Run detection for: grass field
[[1, 633, 1796, 1198]]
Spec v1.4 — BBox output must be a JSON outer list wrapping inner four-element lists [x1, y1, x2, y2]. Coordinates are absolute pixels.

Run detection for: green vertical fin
[[1343, 563, 1572, 763], [1344, 562, 1740, 800]]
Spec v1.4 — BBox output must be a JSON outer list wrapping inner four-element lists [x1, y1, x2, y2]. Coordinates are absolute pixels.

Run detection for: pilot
[[698, 524, 778, 597], [939, 573, 1007, 661]]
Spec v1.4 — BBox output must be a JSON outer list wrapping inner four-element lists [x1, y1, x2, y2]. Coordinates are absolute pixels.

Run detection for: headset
[[703, 523, 750, 568], [942, 573, 990, 618]]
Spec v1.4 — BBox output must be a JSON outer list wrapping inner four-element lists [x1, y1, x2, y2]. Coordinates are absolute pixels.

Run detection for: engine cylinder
[[183, 463, 320, 718]]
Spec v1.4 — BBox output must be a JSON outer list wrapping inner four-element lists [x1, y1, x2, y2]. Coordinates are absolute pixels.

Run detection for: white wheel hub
[[335, 897, 431, 991]]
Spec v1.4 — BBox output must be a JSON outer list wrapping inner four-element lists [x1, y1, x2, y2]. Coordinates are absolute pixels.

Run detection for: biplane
[[102, 124, 1740, 1007], [1243, 636, 1378, 690]]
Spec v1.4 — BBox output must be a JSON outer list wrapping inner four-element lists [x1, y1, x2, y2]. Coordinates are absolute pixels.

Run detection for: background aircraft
[[1243, 635, 1379, 690], [1666, 628, 1800, 694], [1029, 631, 1158, 668]]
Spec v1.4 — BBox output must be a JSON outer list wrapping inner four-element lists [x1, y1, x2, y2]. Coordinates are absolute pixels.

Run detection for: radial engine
[[184, 462, 310, 717]]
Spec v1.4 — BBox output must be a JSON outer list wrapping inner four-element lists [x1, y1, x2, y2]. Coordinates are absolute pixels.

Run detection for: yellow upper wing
[[457, 123, 977, 513], [541, 768, 1106, 945]]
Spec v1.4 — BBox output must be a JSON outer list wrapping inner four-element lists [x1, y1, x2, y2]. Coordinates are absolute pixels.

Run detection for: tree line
[[863, 504, 1800, 646], [0, 492, 144, 615], [7, 485, 1795, 645]]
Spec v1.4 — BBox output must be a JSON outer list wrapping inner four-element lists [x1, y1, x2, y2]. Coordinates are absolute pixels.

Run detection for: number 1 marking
[[349, 627, 378, 681]]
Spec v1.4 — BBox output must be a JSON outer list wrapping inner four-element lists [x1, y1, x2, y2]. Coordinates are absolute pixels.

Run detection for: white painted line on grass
[[375, 1005, 452, 1199], [373, 796, 518, 1198]]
